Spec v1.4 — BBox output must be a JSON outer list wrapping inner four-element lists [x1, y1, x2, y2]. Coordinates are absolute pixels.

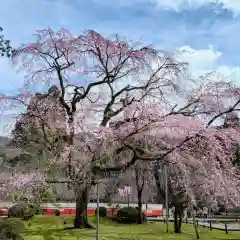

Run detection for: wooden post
[[209, 221, 212, 230], [225, 224, 228, 234], [164, 165, 169, 233], [192, 206, 200, 239], [96, 181, 100, 240]]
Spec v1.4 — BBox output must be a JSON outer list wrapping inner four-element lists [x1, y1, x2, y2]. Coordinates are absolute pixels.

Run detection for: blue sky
[[1, 0, 240, 135]]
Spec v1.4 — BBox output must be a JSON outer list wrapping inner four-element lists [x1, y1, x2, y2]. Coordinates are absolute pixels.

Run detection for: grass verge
[[21, 215, 240, 240]]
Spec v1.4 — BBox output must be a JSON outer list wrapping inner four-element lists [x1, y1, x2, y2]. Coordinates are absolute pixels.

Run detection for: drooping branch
[[93, 98, 240, 174]]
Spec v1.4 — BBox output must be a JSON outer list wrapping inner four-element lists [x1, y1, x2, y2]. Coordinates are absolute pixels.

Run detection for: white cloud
[[153, 0, 240, 13], [178, 45, 240, 84], [179, 45, 221, 69], [96, 0, 240, 13]]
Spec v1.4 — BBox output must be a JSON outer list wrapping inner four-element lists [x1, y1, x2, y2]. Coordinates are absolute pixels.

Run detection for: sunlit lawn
[[22, 215, 240, 240]]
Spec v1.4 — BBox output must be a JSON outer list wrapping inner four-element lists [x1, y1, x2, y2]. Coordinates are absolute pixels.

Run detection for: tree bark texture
[[74, 186, 93, 229]]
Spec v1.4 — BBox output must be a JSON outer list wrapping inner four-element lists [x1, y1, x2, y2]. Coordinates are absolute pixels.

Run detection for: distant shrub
[[8, 203, 35, 221], [95, 206, 107, 217], [117, 207, 146, 223]]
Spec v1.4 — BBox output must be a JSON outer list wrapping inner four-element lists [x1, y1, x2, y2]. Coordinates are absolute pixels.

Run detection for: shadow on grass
[[63, 226, 96, 230]]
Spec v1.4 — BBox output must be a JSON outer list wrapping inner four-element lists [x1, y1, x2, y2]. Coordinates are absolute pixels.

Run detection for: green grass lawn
[[21, 215, 240, 240]]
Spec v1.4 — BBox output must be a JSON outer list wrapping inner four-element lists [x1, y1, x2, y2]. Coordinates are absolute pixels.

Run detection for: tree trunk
[[174, 207, 178, 233], [137, 200, 143, 224], [74, 186, 93, 229], [174, 204, 184, 233], [135, 167, 145, 224], [136, 188, 145, 224], [67, 118, 74, 190]]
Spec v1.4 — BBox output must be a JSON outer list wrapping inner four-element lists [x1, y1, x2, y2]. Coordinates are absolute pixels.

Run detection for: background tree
[[10, 87, 67, 176], [153, 163, 188, 233], [103, 178, 120, 205], [133, 161, 151, 224]]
